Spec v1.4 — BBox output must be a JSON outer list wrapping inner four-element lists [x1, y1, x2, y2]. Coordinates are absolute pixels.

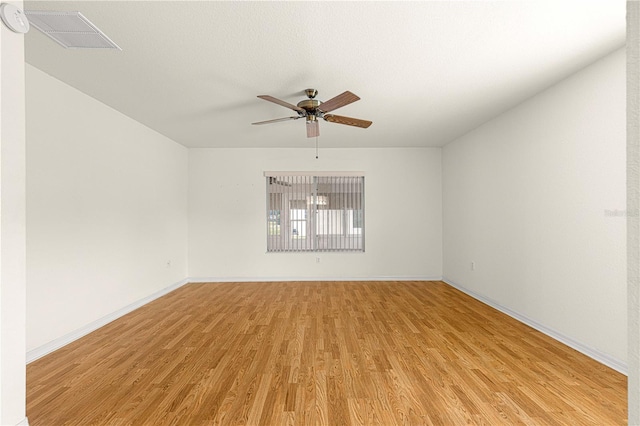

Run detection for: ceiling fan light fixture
[[24, 10, 121, 50]]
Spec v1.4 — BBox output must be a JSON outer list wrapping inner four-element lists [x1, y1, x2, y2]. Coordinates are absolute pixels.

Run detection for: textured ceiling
[[24, 1, 625, 148]]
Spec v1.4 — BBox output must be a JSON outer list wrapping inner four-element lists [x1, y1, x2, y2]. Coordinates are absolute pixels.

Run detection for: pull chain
[[315, 135, 319, 159]]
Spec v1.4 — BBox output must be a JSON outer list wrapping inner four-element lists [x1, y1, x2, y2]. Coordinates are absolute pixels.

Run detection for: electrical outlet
[[166, 260, 172, 268], [316, 257, 321, 264], [471, 261, 475, 271]]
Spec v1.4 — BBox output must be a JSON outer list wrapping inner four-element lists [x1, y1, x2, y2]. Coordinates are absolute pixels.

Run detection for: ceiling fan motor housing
[[297, 98, 321, 112], [298, 89, 322, 120]]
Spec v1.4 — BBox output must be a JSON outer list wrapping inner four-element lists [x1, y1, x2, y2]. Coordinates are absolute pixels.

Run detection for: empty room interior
[[0, 0, 636, 425]]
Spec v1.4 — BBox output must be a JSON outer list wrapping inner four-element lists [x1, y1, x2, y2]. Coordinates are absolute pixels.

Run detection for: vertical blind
[[266, 174, 364, 252]]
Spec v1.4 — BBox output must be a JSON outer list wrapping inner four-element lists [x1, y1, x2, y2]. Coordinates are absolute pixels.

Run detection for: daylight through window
[[266, 174, 364, 252]]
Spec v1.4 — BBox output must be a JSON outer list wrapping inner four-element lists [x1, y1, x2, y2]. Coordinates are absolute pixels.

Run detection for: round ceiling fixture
[[0, 3, 30, 34]]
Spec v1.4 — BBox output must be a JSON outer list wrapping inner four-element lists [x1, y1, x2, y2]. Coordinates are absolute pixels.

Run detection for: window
[[266, 173, 364, 252]]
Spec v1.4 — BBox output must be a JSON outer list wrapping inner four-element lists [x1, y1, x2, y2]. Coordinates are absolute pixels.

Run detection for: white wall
[[443, 48, 626, 369], [189, 147, 442, 281], [1, 1, 27, 423], [26, 65, 189, 353]]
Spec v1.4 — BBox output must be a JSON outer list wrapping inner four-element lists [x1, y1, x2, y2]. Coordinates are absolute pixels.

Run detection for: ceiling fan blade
[[318, 91, 360, 113], [252, 116, 300, 125], [324, 114, 372, 128], [306, 121, 320, 138], [257, 95, 305, 113]]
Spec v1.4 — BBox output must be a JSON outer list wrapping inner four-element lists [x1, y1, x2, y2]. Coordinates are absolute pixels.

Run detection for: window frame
[[265, 172, 365, 253]]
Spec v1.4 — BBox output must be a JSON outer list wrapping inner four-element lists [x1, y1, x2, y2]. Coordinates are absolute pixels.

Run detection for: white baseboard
[[30, 276, 625, 375], [33, 276, 623, 375], [26, 277, 442, 363], [442, 277, 628, 376], [188, 276, 443, 283], [26, 279, 189, 364], [16, 417, 29, 426]]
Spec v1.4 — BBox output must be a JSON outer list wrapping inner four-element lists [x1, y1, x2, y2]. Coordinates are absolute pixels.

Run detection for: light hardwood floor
[[27, 281, 626, 425]]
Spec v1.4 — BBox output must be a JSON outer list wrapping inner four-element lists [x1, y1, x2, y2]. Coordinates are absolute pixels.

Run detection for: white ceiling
[[23, 1, 625, 148]]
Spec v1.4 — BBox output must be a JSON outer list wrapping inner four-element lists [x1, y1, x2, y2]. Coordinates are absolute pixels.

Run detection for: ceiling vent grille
[[24, 10, 121, 50]]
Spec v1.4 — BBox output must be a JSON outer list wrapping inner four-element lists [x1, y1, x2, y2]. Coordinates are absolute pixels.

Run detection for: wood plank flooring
[[27, 281, 627, 425]]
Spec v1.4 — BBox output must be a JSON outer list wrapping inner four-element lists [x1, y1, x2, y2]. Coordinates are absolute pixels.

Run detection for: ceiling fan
[[252, 89, 372, 138]]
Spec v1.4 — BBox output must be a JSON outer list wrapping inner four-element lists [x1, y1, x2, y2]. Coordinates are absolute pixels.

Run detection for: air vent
[[24, 10, 121, 50]]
